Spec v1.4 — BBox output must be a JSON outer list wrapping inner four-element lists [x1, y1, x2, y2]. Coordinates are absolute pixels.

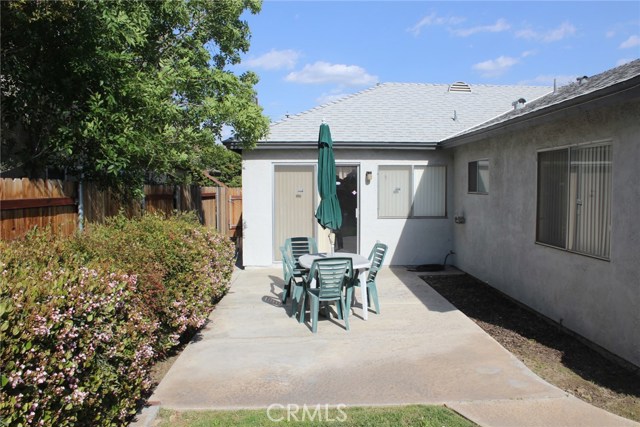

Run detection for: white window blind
[[537, 150, 569, 248], [379, 165, 446, 218], [570, 145, 611, 258], [413, 166, 446, 216], [378, 166, 410, 217]]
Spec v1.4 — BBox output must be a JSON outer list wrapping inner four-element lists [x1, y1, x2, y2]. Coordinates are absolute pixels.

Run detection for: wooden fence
[[0, 178, 242, 244]]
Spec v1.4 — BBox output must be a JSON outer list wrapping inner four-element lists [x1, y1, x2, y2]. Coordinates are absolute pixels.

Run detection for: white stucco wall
[[451, 102, 640, 367], [242, 148, 454, 267]]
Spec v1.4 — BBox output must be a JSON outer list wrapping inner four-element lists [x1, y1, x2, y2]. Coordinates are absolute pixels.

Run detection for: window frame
[[468, 159, 489, 194], [535, 142, 612, 261], [377, 164, 447, 219]]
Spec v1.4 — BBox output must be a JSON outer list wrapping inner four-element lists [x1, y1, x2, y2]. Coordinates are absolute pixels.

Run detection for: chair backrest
[[309, 257, 352, 299], [280, 246, 295, 278], [367, 242, 387, 282], [284, 237, 318, 264]]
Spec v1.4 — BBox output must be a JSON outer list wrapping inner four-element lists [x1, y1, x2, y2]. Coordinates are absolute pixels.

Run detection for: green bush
[[0, 214, 235, 426], [72, 212, 235, 354], [0, 232, 156, 426]]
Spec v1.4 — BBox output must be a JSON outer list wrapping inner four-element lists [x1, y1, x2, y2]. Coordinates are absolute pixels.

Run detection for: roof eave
[[243, 141, 439, 151], [440, 75, 640, 149]]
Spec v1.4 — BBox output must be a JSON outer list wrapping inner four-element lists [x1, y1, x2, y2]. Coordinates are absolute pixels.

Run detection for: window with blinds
[[536, 144, 611, 259], [378, 165, 446, 218]]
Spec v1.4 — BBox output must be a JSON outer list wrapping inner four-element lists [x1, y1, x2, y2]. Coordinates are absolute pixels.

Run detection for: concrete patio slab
[[447, 396, 638, 427], [134, 266, 638, 427]]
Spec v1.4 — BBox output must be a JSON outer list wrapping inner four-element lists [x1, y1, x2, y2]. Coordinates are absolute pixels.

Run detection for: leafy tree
[[201, 143, 242, 187], [1, 0, 268, 194]]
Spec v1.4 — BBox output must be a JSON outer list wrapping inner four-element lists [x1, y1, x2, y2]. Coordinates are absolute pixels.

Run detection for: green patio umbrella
[[315, 122, 342, 252]]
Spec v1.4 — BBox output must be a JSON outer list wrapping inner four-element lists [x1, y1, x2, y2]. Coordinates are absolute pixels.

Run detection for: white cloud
[[285, 62, 378, 86], [619, 35, 640, 49], [515, 28, 536, 40], [472, 56, 519, 77], [516, 22, 576, 42], [520, 74, 576, 87], [451, 19, 510, 37], [544, 22, 577, 42], [408, 12, 465, 36], [616, 58, 635, 66], [520, 50, 537, 58], [244, 49, 301, 70]]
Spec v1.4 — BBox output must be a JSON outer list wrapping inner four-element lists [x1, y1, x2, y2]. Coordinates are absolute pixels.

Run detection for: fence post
[[173, 185, 180, 212], [216, 186, 222, 231]]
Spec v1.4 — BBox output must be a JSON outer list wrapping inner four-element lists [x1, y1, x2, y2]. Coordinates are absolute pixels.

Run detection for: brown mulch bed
[[420, 273, 640, 423]]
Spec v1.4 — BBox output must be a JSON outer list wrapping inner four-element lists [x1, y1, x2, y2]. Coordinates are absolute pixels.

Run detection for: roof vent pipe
[[512, 98, 526, 110]]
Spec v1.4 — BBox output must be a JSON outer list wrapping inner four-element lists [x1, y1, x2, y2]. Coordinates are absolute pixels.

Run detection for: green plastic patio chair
[[285, 236, 318, 263], [280, 246, 297, 305], [301, 257, 352, 333], [346, 242, 387, 315], [281, 247, 308, 318], [280, 237, 317, 304]]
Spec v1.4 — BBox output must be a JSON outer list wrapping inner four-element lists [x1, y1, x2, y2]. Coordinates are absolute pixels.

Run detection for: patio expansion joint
[[442, 394, 572, 406]]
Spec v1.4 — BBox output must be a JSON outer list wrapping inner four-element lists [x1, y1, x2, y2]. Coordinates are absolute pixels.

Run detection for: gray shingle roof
[[262, 82, 552, 146], [446, 59, 640, 143]]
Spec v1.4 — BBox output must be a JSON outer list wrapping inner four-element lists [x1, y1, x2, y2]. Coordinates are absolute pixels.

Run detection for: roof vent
[[512, 98, 527, 110], [448, 81, 472, 93], [576, 75, 589, 84]]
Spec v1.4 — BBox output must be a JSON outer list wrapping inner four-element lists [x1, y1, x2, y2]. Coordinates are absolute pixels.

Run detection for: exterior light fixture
[[365, 171, 373, 183]]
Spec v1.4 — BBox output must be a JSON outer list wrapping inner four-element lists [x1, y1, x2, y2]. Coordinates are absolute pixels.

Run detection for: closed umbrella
[[315, 122, 342, 254]]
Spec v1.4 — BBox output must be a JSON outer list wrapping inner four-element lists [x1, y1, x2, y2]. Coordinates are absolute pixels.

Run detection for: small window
[[468, 160, 489, 194]]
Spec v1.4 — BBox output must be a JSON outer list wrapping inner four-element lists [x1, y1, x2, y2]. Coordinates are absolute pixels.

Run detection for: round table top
[[298, 252, 371, 270]]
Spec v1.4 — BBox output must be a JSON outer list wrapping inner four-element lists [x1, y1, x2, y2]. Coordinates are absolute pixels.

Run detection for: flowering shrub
[[72, 212, 235, 354], [0, 233, 156, 426], [0, 214, 235, 426]]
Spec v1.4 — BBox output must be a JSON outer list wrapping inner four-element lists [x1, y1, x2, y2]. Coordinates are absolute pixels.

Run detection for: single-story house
[[235, 59, 640, 367], [239, 81, 552, 266]]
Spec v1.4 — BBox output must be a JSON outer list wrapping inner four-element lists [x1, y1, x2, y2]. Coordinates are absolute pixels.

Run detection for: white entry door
[[273, 165, 315, 261]]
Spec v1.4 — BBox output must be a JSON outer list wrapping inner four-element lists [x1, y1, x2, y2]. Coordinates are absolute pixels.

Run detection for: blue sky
[[232, 1, 640, 123]]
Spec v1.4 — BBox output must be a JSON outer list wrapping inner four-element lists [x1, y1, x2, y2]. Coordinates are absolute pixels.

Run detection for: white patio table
[[298, 252, 372, 320]]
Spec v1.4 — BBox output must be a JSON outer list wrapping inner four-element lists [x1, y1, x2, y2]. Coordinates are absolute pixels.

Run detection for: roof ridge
[[378, 81, 551, 88]]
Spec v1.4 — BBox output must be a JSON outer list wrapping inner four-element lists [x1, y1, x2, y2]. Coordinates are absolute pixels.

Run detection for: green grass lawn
[[155, 404, 477, 426]]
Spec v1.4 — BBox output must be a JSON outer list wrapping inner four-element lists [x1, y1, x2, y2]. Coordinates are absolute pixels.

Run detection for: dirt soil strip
[[420, 273, 640, 423]]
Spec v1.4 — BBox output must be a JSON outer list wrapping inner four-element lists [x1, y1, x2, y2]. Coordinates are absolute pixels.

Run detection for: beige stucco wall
[[450, 101, 640, 367], [241, 147, 454, 267]]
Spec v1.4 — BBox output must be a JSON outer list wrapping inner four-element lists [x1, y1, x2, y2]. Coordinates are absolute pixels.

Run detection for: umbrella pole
[[328, 231, 335, 255]]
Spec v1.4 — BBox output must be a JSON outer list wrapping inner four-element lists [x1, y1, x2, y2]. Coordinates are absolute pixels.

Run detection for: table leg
[[358, 269, 368, 320]]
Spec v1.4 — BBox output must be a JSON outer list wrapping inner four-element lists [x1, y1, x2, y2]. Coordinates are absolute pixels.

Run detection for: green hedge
[[0, 213, 235, 426], [71, 212, 235, 354]]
